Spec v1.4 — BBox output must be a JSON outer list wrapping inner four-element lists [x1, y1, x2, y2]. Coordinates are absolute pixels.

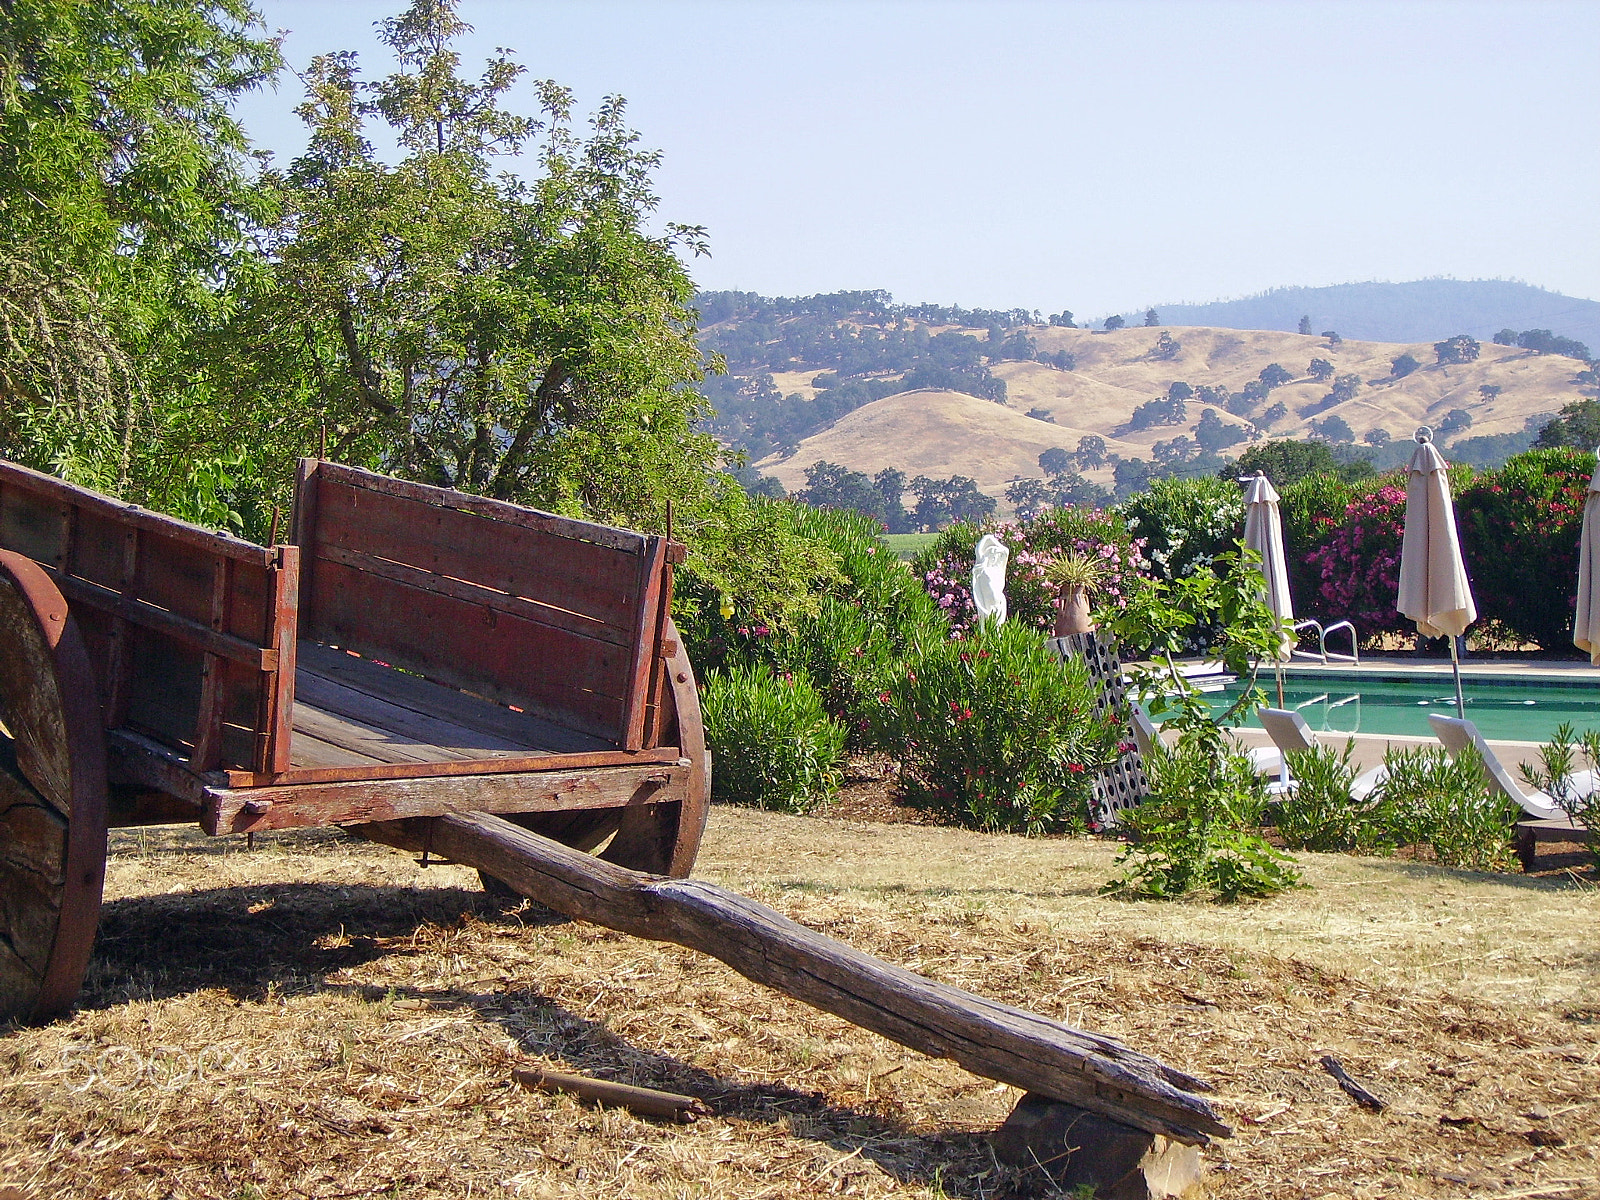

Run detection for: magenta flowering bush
[[1302, 485, 1408, 640], [910, 507, 1150, 636]]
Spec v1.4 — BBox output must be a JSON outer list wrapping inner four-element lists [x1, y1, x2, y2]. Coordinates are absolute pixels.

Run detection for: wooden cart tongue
[[360, 810, 1232, 1148]]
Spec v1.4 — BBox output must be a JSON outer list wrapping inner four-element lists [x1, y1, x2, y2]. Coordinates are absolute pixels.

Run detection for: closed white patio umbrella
[[1574, 454, 1600, 664], [1242, 473, 1295, 703], [1397, 428, 1476, 717]]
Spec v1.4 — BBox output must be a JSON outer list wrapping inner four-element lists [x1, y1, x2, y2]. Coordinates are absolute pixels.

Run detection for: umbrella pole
[[1275, 660, 1284, 708], [1449, 635, 1465, 718]]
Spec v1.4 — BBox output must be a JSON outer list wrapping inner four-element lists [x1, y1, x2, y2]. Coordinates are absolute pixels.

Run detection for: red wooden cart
[[0, 456, 706, 1023]]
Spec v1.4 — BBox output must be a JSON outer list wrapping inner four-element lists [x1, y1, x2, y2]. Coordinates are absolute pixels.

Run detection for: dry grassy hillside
[[754, 324, 1590, 502]]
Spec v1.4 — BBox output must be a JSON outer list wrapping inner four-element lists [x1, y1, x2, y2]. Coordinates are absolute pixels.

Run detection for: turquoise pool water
[[1204, 673, 1600, 742]]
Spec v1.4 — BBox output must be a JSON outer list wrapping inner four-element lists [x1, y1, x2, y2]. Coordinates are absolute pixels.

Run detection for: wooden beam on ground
[[360, 811, 1232, 1146]]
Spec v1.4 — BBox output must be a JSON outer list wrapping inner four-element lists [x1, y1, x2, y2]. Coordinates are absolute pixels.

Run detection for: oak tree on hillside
[[1308, 357, 1335, 381]]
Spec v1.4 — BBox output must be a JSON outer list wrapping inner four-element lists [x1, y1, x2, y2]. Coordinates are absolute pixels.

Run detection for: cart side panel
[[296, 465, 671, 748], [0, 461, 294, 773], [313, 476, 647, 633]]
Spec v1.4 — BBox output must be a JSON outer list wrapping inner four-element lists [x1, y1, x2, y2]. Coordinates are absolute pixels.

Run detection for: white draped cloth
[[971, 534, 1009, 624], [1242, 474, 1295, 660], [1397, 437, 1477, 638]]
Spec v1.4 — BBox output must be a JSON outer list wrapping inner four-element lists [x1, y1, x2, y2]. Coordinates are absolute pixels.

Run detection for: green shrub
[[1458, 448, 1594, 650], [1116, 475, 1244, 582], [1520, 723, 1600, 868], [871, 618, 1119, 834], [702, 662, 846, 813], [1277, 742, 1368, 852], [1372, 744, 1520, 871], [1105, 740, 1300, 902]]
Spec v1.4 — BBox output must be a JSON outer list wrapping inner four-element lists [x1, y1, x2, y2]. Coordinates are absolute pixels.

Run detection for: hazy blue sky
[[237, 0, 1600, 318]]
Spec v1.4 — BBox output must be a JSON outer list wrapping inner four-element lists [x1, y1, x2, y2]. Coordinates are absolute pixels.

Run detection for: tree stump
[[993, 1094, 1206, 1199]]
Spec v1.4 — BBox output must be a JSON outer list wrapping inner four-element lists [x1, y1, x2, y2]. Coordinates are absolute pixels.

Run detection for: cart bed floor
[[288, 642, 612, 770]]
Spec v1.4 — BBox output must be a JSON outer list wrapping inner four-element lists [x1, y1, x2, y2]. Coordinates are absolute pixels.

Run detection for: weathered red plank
[[203, 761, 687, 835], [0, 460, 273, 565], [313, 460, 647, 554], [314, 542, 628, 647], [226, 745, 683, 789], [620, 537, 667, 751], [315, 476, 644, 632]]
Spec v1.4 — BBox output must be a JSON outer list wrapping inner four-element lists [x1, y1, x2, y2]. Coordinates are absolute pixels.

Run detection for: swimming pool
[[1204, 672, 1600, 743]]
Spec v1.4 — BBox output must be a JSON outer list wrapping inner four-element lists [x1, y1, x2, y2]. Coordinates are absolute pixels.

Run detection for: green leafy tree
[[1365, 427, 1391, 447], [1103, 314, 1125, 331], [1308, 357, 1335, 382], [1437, 408, 1472, 438], [909, 475, 996, 531], [1144, 307, 1160, 326], [1480, 383, 1503, 401], [1005, 477, 1054, 521], [1258, 363, 1293, 389], [1075, 434, 1107, 468], [0, 0, 281, 503], [1194, 407, 1245, 454], [1493, 328, 1519, 346], [1311, 415, 1355, 443], [1048, 310, 1075, 327], [1038, 446, 1073, 475], [1167, 380, 1194, 401], [220, 0, 718, 531], [1226, 439, 1340, 485], [1260, 401, 1289, 427], [1434, 334, 1481, 365], [1390, 352, 1420, 378], [1534, 399, 1600, 449], [1298, 315, 1313, 335]]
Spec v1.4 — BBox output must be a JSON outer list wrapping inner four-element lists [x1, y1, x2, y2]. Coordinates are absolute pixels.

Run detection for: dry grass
[[2, 809, 1597, 1199]]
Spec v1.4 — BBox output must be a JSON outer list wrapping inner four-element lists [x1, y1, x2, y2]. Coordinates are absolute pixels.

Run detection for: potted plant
[[1044, 552, 1107, 637]]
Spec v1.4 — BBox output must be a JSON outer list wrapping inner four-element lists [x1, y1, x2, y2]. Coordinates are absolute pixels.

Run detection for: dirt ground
[[1, 800, 1597, 1200]]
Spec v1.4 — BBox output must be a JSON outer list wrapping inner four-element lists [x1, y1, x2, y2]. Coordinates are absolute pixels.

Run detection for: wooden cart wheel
[[0, 550, 108, 1023], [478, 618, 710, 896]]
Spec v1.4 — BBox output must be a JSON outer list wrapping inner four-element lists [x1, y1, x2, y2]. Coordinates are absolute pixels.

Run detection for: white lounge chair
[[1253, 707, 1386, 800], [1426, 715, 1591, 821]]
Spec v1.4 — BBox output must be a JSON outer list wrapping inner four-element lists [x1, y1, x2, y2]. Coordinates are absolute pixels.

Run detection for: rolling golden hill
[[754, 324, 1590, 502]]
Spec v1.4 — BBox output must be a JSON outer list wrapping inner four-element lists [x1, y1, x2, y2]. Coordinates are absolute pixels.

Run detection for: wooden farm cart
[[0, 456, 707, 1022], [1, 455, 1231, 1168]]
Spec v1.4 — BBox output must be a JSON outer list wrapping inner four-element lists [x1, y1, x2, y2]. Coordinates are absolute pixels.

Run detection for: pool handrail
[[1320, 620, 1360, 665], [1286, 618, 1361, 665]]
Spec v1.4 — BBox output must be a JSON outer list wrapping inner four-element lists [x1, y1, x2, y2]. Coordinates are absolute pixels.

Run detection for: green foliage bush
[[1457, 448, 1594, 650], [1371, 745, 1520, 871], [1105, 741, 1300, 902], [701, 662, 846, 813], [1116, 476, 1244, 582], [1519, 723, 1600, 868], [1277, 742, 1369, 852], [871, 619, 1119, 834]]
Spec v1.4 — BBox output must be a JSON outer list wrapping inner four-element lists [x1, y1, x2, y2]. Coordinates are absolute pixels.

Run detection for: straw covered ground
[[2, 807, 1597, 1199]]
